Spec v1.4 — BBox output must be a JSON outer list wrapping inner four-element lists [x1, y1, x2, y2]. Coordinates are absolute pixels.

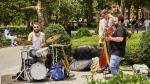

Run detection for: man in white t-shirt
[[144, 18, 149, 31], [124, 17, 129, 28], [28, 22, 46, 63]]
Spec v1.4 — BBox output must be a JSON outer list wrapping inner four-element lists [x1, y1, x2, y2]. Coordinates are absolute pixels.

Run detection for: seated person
[[28, 22, 52, 66], [4, 28, 17, 46]]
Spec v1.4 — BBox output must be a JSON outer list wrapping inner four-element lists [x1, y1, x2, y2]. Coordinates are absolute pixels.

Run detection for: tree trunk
[[37, 0, 49, 29], [21, 0, 49, 29], [121, 0, 125, 16], [85, 0, 93, 27]]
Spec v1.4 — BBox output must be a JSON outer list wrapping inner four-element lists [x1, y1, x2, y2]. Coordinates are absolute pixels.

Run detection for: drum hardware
[[15, 47, 31, 82], [36, 47, 49, 63], [49, 44, 71, 76]]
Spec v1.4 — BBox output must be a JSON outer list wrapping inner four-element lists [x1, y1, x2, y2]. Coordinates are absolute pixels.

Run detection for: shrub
[[88, 70, 150, 84], [123, 33, 141, 65], [44, 24, 71, 56], [138, 30, 150, 67], [76, 27, 91, 38], [44, 24, 71, 45]]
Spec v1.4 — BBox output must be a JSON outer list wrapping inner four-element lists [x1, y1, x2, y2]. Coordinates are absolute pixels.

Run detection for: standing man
[[108, 15, 127, 75], [124, 17, 129, 29], [28, 22, 46, 63], [144, 18, 149, 31]]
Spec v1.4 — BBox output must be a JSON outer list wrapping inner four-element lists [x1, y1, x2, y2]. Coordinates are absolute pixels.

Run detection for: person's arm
[[108, 36, 124, 42], [108, 28, 125, 42], [28, 33, 32, 42], [40, 33, 46, 48]]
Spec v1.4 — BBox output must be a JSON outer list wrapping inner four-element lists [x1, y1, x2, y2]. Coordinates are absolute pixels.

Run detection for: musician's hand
[[108, 36, 113, 41]]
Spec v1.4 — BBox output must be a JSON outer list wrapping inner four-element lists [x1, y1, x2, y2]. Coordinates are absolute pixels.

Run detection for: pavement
[[0, 46, 133, 84]]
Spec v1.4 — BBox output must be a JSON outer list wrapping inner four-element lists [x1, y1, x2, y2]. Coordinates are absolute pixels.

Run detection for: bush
[[88, 70, 150, 84], [138, 30, 150, 67], [123, 33, 141, 65], [44, 24, 71, 57], [44, 24, 71, 45], [76, 27, 91, 38]]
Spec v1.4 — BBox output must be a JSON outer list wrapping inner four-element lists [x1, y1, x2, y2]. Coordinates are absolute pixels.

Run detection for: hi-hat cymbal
[[46, 34, 61, 43]]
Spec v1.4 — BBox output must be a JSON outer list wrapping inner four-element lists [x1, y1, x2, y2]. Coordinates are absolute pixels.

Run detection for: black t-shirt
[[110, 26, 126, 57]]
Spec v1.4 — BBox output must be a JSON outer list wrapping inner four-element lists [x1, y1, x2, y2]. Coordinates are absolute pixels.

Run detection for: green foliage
[[0, 26, 30, 38], [44, 24, 70, 45], [0, 33, 11, 47], [123, 33, 141, 65], [138, 30, 150, 67], [76, 27, 91, 38], [88, 70, 150, 84], [71, 35, 98, 49]]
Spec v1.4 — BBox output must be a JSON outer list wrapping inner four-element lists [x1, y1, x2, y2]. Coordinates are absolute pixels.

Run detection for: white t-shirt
[[99, 18, 108, 37], [124, 19, 129, 27], [28, 32, 45, 49], [144, 20, 149, 27]]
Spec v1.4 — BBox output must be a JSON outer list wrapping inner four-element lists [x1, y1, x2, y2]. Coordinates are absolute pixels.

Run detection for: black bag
[[70, 59, 92, 71], [73, 45, 97, 60]]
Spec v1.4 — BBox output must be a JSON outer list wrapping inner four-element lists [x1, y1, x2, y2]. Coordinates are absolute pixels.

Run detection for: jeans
[[109, 55, 122, 75], [29, 49, 37, 63]]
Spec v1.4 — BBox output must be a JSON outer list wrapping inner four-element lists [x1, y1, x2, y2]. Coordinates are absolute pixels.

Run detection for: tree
[[0, 0, 22, 26], [120, 0, 125, 16], [21, 0, 51, 29]]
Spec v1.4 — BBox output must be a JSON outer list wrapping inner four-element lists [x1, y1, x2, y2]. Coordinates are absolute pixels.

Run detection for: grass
[[71, 35, 99, 49]]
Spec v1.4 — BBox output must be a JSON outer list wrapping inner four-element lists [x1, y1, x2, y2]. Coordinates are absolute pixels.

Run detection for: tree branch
[[21, 6, 38, 11]]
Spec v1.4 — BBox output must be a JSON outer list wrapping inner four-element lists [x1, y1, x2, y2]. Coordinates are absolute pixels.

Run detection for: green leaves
[[88, 70, 150, 84], [138, 29, 150, 67]]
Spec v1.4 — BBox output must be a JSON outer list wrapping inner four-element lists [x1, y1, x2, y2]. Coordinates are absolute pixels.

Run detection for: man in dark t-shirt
[[107, 15, 127, 75]]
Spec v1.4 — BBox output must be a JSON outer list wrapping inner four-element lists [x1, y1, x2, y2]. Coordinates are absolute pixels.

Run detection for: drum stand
[[15, 47, 31, 82], [50, 43, 71, 76]]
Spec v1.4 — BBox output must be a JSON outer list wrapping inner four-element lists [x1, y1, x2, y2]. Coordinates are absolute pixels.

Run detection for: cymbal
[[46, 34, 61, 43]]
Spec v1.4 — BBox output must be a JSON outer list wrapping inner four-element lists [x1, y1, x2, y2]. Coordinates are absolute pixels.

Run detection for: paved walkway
[[0, 46, 133, 84]]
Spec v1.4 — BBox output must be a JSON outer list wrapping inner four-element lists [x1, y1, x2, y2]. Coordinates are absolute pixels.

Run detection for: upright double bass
[[99, 26, 114, 69]]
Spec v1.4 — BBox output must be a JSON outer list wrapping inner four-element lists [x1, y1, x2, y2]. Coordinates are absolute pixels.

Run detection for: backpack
[[50, 63, 65, 81]]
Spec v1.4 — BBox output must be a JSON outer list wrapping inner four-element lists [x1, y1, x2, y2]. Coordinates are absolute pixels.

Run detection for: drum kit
[[15, 34, 71, 82]]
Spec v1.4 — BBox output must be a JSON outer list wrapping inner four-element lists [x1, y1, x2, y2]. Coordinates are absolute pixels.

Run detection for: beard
[[34, 30, 40, 33]]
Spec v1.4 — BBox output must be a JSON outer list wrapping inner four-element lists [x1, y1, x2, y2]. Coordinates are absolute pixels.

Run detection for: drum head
[[30, 62, 47, 80]]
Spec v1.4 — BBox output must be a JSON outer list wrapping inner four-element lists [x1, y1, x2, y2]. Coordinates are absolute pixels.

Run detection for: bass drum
[[30, 62, 47, 80]]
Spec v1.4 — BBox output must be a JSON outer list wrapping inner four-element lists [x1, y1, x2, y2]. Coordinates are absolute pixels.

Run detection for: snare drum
[[36, 47, 49, 57], [30, 62, 47, 80], [36, 47, 49, 62]]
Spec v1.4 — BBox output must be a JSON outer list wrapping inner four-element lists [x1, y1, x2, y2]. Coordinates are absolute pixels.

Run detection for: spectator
[[4, 28, 17, 47], [124, 17, 129, 29], [144, 18, 149, 31]]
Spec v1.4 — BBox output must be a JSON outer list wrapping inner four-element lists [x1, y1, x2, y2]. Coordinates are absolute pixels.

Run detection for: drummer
[[28, 22, 46, 63]]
